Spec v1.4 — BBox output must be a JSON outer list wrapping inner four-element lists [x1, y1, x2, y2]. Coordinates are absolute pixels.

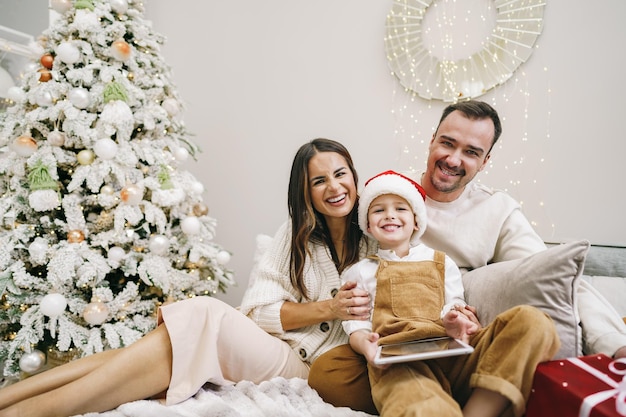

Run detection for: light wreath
[[384, 0, 546, 102]]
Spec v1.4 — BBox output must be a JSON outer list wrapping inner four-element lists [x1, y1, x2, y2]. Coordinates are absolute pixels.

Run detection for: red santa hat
[[358, 170, 427, 244]]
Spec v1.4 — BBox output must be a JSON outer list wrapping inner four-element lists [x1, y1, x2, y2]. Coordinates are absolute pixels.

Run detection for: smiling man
[[308, 100, 626, 415], [420, 100, 626, 359]]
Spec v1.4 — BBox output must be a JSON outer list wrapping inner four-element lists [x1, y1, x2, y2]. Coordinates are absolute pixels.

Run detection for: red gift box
[[526, 354, 626, 417]]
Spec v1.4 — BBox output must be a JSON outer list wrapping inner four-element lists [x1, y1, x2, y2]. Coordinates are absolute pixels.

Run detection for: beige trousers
[[309, 258, 560, 417], [159, 296, 309, 404]]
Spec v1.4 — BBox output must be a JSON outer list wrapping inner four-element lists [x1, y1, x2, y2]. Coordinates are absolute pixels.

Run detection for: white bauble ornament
[[36, 91, 54, 107], [93, 138, 118, 160], [181, 216, 201, 235], [7, 86, 26, 103], [149, 235, 169, 255], [83, 301, 109, 325], [28, 237, 48, 259], [190, 181, 204, 195], [50, 0, 72, 13], [161, 98, 179, 116], [110, 0, 129, 13], [120, 184, 143, 205], [40, 293, 67, 317], [68, 87, 90, 109], [216, 250, 231, 265], [173, 147, 189, 161], [100, 184, 114, 195], [108, 246, 125, 262], [19, 350, 46, 373], [77, 149, 95, 165], [56, 42, 80, 65], [47, 130, 66, 146], [11, 135, 37, 157]]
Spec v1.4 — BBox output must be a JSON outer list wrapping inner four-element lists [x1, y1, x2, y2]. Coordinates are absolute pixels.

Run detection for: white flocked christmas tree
[[0, 0, 235, 379]]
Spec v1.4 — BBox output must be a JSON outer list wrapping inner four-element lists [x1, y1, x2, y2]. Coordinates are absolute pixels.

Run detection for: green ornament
[[28, 160, 59, 191], [158, 165, 173, 190], [103, 82, 128, 103], [74, 0, 95, 11]]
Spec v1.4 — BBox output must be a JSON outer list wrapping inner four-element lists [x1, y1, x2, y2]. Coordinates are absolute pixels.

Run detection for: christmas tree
[[0, 0, 235, 379]]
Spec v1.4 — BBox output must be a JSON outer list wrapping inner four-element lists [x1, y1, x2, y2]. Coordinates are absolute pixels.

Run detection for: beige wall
[[144, 1, 626, 306], [5, 2, 625, 307]]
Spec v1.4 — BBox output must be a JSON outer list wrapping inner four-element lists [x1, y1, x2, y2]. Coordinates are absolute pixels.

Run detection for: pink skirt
[[158, 296, 309, 405]]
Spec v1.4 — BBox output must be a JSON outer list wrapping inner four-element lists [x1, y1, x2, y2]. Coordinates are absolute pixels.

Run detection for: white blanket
[[77, 377, 376, 417]]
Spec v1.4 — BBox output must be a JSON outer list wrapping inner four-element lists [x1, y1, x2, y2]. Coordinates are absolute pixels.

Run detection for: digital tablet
[[373, 336, 474, 365]]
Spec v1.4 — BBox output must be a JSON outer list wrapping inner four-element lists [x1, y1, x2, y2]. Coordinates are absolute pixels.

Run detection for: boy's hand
[[443, 306, 480, 343], [349, 330, 388, 368]]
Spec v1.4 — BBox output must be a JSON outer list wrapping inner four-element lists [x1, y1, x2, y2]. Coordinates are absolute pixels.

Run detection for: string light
[[386, 0, 555, 240]]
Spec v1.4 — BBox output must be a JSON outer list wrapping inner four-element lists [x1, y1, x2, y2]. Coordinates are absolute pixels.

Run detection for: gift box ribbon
[[567, 357, 626, 417]]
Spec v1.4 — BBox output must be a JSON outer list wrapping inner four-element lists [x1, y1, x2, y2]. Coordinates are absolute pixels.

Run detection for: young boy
[[342, 170, 560, 417]]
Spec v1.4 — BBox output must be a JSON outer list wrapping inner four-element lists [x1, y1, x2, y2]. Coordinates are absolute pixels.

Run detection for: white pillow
[[462, 240, 590, 359], [582, 275, 626, 318]]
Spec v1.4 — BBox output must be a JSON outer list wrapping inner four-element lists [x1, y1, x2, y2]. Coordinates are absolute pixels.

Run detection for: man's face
[[423, 110, 494, 202]]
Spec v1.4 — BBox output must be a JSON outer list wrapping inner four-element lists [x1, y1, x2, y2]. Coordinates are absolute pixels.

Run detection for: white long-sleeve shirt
[[341, 244, 465, 336]]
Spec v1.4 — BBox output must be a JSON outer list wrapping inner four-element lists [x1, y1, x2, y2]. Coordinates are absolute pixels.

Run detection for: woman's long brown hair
[[287, 138, 362, 300]]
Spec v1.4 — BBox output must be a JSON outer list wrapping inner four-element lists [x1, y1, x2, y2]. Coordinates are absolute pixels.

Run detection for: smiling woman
[[384, 0, 546, 101]]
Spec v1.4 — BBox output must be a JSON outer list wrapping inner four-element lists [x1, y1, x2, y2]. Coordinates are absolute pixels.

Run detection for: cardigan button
[[331, 288, 338, 297], [299, 348, 307, 359], [320, 322, 330, 332]]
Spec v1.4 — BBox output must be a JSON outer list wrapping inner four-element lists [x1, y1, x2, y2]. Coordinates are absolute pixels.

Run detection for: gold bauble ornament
[[192, 203, 209, 217], [77, 149, 95, 165], [120, 184, 143, 204], [67, 229, 85, 243], [111, 39, 131, 61], [12, 135, 38, 157]]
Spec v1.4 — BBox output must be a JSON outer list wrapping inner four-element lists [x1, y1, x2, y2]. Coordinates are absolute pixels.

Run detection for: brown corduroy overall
[[367, 253, 560, 417]]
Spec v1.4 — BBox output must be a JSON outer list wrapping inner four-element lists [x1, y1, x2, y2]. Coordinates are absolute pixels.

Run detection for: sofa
[[577, 243, 626, 319], [65, 240, 625, 417]]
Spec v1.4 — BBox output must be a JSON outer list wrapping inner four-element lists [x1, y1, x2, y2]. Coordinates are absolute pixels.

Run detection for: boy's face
[[367, 194, 418, 250]]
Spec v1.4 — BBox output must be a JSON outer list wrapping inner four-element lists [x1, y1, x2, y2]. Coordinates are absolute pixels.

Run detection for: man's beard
[[431, 163, 466, 194]]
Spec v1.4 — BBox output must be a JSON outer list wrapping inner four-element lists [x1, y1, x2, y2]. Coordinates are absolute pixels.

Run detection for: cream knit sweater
[[239, 221, 377, 364]]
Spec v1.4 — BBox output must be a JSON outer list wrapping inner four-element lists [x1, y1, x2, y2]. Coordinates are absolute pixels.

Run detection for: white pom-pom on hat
[[358, 170, 427, 245]]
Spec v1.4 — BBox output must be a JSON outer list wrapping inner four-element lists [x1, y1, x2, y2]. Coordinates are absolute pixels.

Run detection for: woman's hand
[[331, 281, 371, 320], [280, 281, 370, 330]]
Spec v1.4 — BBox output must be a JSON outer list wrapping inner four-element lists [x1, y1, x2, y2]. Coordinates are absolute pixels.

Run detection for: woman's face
[[307, 151, 357, 221]]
